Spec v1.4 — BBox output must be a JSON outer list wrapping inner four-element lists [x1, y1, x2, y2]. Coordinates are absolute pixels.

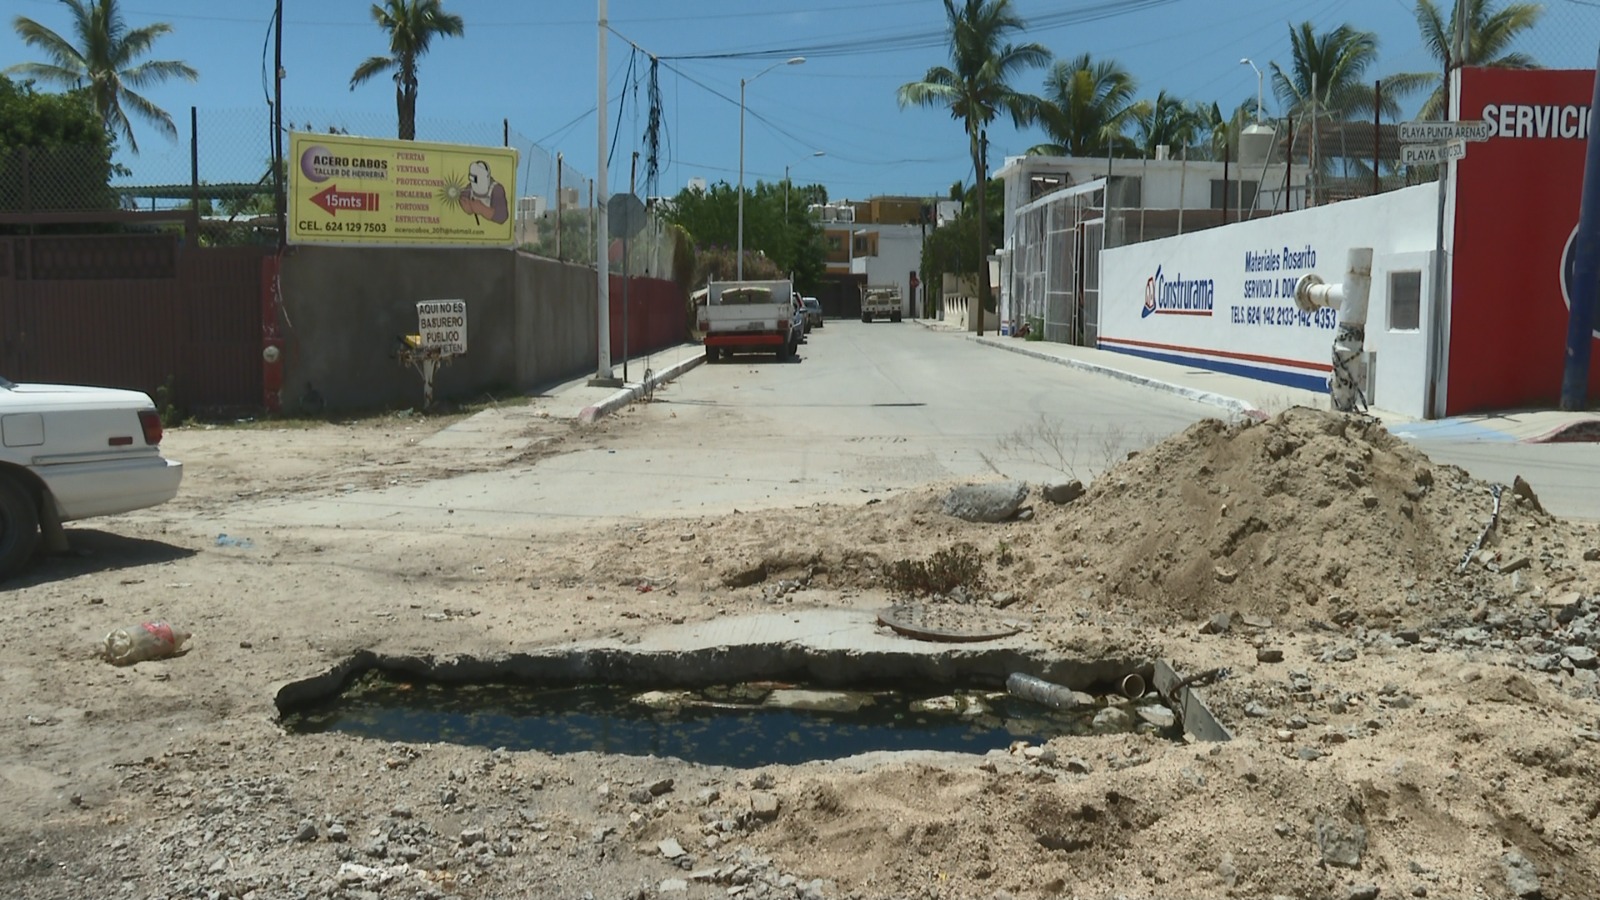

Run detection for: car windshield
[[804, 299, 819, 309]]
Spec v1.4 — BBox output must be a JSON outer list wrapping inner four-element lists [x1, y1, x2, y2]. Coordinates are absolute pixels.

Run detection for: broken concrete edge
[[1152, 659, 1233, 742], [969, 336, 1265, 422], [271, 643, 1150, 718], [577, 353, 706, 424], [1523, 417, 1600, 444]]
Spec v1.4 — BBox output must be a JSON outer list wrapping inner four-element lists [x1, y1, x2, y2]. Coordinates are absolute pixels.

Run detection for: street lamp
[[738, 56, 805, 280], [1240, 58, 1264, 124], [785, 151, 825, 217]]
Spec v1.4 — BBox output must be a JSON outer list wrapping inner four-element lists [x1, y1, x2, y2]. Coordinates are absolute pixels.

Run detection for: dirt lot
[[3, 403, 1599, 900]]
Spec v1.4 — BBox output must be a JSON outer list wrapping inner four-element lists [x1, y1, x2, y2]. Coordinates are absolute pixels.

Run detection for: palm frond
[[349, 54, 397, 89], [11, 15, 89, 75], [120, 58, 197, 89]]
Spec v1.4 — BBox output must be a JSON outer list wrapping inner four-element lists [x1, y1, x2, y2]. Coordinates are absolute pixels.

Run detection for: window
[[1210, 180, 1258, 210], [1389, 271, 1422, 331]]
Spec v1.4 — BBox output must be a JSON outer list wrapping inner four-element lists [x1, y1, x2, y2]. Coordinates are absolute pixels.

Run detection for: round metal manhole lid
[[876, 603, 1025, 643]]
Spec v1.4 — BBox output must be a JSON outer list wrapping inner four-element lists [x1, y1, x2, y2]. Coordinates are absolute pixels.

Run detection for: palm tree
[[1187, 100, 1246, 162], [1410, 0, 1542, 120], [1129, 90, 1201, 159], [1270, 22, 1401, 123], [349, 0, 465, 141], [1271, 22, 1425, 193], [897, 0, 1050, 335], [1027, 53, 1139, 158], [7, 0, 197, 153]]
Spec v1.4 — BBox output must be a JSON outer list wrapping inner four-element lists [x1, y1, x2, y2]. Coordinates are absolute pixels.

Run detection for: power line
[[660, 0, 1185, 61]]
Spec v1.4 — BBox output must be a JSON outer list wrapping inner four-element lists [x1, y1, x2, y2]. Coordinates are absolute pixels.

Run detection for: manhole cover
[[877, 603, 1025, 643]]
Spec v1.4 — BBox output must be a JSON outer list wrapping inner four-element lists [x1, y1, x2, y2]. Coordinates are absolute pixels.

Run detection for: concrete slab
[[278, 609, 1151, 708]]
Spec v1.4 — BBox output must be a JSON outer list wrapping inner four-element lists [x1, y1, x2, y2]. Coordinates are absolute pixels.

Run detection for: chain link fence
[[2, 104, 680, 277], [1517, 2, 1600, 73]]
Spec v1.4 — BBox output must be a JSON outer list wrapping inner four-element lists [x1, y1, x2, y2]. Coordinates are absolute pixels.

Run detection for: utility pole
[[273, 0, 284, 249], [1559, 47, 1600, 410], [591, 0, 616, 386], [975, 129, 988, 337]]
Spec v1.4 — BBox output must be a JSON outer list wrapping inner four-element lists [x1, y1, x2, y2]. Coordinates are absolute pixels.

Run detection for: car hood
[[0, 383, 156, 411]]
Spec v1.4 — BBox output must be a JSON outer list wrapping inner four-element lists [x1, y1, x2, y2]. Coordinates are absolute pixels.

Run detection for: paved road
[[216, 319, 1599, 532], [229, 320, 1229, 533], [1397, 440, 1600, 521]]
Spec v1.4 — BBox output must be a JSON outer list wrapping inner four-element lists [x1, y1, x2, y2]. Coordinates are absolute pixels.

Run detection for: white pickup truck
[[860, 284, 903, 323], [699, 280, 801, 362]]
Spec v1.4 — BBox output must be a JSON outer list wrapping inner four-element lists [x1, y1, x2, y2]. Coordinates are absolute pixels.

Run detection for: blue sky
[[4, 0, 1597, 203]]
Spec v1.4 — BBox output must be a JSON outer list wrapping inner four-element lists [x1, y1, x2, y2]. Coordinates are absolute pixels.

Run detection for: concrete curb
[[969, 336, 1264, 420], [1525, 417, 1600, 444], [578, 353, 705, 424]]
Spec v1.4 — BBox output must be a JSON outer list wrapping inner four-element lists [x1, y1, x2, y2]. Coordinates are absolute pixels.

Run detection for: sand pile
[[1063, 406, 1565, 624]]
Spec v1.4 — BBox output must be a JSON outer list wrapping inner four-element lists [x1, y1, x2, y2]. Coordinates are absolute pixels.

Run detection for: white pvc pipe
[[1295, 247, 1374, 412]]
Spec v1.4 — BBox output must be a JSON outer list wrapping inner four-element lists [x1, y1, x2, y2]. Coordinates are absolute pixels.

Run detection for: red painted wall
[[606, 274, 685, 363], [1448, 67, 1600, 414]]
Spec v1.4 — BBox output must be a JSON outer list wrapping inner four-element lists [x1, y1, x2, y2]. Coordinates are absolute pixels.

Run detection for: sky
[[4, 0, 1599, 205]]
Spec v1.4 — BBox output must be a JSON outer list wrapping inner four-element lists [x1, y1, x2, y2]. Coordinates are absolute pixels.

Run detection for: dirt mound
[[1065, 406, 1559, 624]]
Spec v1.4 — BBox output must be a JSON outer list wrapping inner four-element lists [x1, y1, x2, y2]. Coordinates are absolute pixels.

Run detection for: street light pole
[[785, 150, 825, 218], [1240, 58, 1264, 124], [738, 56, 804, 281]]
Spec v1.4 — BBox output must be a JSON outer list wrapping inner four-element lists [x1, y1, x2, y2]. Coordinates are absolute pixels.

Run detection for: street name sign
[[1398, 120, 1491, 143], [1402, 140, 1469, 166]]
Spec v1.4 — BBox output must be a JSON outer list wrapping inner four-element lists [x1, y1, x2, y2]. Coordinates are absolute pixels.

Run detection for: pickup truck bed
[[700, 281, 799, 361]]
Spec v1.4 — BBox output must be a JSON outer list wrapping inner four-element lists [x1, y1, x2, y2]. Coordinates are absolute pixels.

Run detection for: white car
[[0, 376, 183, 578]]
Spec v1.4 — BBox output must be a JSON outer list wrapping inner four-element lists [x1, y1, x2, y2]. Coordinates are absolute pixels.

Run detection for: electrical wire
[[659, 0, 1184, 61]]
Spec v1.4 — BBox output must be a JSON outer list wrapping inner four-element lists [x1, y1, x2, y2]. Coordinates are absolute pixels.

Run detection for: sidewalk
[[921, 318, 1600, 443], [536, 342, 707, 424]]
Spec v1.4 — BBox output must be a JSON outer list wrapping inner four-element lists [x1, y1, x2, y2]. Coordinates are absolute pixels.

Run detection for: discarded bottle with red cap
[[103, 622, 191, 666]]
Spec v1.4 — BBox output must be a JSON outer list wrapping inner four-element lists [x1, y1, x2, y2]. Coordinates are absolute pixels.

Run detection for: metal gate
[[1081, 218, 1103, 346], [0, 235, 266, 411], [1009, 179, 1106, 347]]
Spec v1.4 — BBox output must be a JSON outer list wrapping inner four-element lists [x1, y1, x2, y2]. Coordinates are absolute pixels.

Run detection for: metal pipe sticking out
[[1120, 673, 1147, 699], [1295, 247, 1374, 412], [1005, 672, 1085, 711]]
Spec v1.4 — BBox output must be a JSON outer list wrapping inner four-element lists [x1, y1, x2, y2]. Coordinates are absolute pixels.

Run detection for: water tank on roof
[[1238, 123, 1276, 169]]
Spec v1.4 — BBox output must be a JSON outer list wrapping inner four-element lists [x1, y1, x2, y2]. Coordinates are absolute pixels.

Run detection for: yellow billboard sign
[[288, 132, 518, 248]]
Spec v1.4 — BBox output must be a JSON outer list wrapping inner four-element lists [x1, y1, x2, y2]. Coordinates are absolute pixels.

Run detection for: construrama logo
[[1141, 265, 1216, 318]]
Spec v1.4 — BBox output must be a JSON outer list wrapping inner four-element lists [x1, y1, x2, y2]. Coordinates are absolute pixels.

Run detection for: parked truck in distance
[[860, 284, 903, 323], [699, 280, 801, 362]]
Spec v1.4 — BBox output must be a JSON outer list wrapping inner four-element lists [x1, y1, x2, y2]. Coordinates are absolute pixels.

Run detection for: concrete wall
[[512, 254, 597, 391], [280, 245, 516, 411], [280, 246, 682, 411], [1100, 184, 1439, 418]]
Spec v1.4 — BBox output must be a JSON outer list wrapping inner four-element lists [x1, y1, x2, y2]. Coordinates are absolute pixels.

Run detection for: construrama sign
[[1141, 266, 1216, 318]]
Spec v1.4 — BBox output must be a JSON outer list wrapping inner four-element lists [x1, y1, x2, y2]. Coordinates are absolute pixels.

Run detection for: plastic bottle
[[103, 622, 191, 665]]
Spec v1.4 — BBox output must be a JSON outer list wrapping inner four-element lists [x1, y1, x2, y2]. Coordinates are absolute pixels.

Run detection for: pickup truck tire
[[0, 475, 41, 579], [704, 346, 719, 363], [891, 313, 902, 323], [862, 313, 872, 323]]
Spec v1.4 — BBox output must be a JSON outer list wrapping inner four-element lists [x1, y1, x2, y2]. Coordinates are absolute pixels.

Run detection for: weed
[[154, 375, 185, 428], [996, 539, 1015, 568], [885, 543, 985, 596], [995, 416, 1083, 480], [994, 415, 1156, 481]]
